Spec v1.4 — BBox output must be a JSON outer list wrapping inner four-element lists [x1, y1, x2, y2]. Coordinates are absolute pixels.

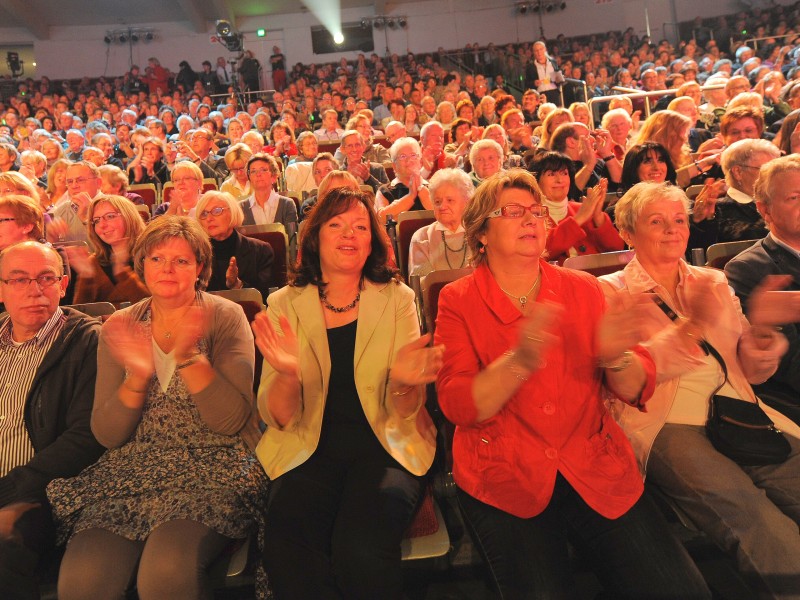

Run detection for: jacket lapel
[[355, 281, 389, 368], [292, 285, 330, 378]]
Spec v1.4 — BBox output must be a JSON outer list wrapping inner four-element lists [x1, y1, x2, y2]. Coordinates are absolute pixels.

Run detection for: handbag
[[650, 295, 790, 466]]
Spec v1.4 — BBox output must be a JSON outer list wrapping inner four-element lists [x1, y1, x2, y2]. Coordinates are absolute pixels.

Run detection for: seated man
[[726, 154, 800, 420], [0, 242, 103, 600], [240, 153, 297, 239], [52, 161, 102, 244], [549, 122, 621, 199], [338, 130, 388, 193]]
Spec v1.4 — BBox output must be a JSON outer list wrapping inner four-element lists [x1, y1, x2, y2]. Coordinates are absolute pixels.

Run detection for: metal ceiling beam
[[177, 0, 208, 33], [0, 0, 50, 39], [211, 0, 236, 27]]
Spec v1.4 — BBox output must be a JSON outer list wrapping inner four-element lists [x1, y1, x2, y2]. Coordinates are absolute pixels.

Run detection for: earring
[[479, 245, 486, 254]]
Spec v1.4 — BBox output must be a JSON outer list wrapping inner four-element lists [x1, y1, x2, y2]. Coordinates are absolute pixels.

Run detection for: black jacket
[[0, 308, 104, 505]]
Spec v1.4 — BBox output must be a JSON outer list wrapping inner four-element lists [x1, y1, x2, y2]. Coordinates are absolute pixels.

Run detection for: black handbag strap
[[650, 293, 729, 399]]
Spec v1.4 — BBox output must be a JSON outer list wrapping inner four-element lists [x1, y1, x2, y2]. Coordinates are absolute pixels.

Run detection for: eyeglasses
[[230, 166, 247, 172], [1, 274, 64, 289], [172, 177, 200, 184], [395, 153, 420, 162], [249, 168, 272, 176], [91, 212, 121, 227], [0, 217, 16, 224], [145, 256, 196, 270], [735, 163, 762, 170], [487, 204, 549, 219], [199, 206, 229, 220], [65, 176, 94, 186]]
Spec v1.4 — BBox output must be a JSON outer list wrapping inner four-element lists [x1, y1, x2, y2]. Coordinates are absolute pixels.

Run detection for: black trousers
[[0, 503, 55, 600], [263, 443, 424, 600]]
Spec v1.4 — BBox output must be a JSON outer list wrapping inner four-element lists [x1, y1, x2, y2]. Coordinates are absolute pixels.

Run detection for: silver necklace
[[497, 272, 541, 308], [440, 231, 467, 269]]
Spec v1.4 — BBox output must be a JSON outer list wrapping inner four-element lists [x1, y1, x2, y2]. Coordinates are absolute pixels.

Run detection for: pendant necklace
[[497, 272, 542, 308]]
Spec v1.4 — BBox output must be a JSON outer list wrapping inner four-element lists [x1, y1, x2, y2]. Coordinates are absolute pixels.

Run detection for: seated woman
[[264, 121, 298, 158], [65, 195, 148, 305], [619, 142, 677, 192], [48, 216, 269, 600], [633, 110, 696, 187], [530, 151, 624, 264], [253, 188, 441, 599], [283, 132, 319, 195], [195, 190, 273, 300], [435, 169, 710, 600], [153, 162, 204, 218], [97, 164, 145, 205], [375, 137, 433, 222], [46, 158, 71, 212], [409, 168, 474, 276], [601, 181, 800, 599], [219, 143, 253, 201], [689, 138, 779, 251]]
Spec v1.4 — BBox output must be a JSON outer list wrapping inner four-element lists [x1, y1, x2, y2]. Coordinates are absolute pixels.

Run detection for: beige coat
[[255, 279, 436, 479]]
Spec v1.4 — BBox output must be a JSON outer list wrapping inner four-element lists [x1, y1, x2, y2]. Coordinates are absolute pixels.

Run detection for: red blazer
[[546, 202, 625, 265], [434, 261, 653, 519]]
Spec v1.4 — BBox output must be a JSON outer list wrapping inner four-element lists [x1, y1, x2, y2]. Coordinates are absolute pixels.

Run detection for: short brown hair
[[133, 215, 212, 288], [463, 168, 544, 267], [0, 194, 44, 241], [720, 106, 764, 139], [293, 188, 396, 288]]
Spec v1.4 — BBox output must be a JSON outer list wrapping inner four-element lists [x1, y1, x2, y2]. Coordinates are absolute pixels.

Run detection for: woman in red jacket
[[434, 169, 709, 599]]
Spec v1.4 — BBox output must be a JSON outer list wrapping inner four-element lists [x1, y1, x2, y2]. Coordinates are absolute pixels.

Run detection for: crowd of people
[[2, 3, 800, 599]]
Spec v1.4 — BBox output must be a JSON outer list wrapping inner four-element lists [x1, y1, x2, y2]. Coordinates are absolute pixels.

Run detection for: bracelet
[[176, 353, 202, 370], [598, 350, 634, 372], [694, 160, 705, 174], [602, 154, 615, 162], [391, 385, 415, 396]]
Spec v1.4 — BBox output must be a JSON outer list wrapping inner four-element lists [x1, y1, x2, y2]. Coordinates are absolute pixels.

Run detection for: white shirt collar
[[727, 187, 754, 204]]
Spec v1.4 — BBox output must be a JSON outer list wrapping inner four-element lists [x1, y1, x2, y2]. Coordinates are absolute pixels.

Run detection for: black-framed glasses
[[1, 274, 64, 289], [487, 204, 549, 219], [91, 212, 121, 227], [65, 176, 93, 186], [199, 206, 229, 220], [0, 217, 16, 224]]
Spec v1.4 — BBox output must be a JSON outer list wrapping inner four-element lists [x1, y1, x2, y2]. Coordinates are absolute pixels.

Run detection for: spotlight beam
[[301, 0, 343, 49]]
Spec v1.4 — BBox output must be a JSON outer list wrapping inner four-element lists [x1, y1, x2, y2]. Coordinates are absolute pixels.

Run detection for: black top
[[688, 196, 768, 253], [208, 233, 238, 292], [378, 182, 425, 212]]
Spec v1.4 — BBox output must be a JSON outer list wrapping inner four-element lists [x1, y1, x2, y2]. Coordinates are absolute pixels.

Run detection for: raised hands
[[64, 243, 94, 277], [225, 257, 240, 289], [512, 300, 563, 372], [389, 333, 445, 388], [691, 179, 726, 223], [251, 313, 300, 379], [596, 291, 649, 364]]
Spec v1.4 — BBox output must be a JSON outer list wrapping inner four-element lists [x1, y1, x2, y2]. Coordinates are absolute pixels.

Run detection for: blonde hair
[[0, 194, 43, 241], [98, 164, 129, 194], [195, 190, 245, 229], [87, 195, 145, 266], [132, 216, 212, 288], [634, 110, 692, 168], [614, 181, 689, 235]]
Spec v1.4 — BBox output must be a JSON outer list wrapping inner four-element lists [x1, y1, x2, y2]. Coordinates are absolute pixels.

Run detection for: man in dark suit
[[725, 154, 800, 420]]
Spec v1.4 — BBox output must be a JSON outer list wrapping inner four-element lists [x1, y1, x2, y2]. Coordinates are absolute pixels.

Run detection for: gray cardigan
[[91, 292, 255, 449]]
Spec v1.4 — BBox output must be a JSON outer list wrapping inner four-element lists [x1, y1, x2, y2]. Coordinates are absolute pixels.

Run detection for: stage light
[[387, 18, 397, 29], [145, 32, 153, 41], [104, 35, 112, 44], [334, 32, 344, 44], [131, 33, 139, 42], [519, 4, 528, 14], [119, 33, 128, 43], [398, 17, 407, 28], [374, 18, 384, 30], [216, 20, 232, 37]]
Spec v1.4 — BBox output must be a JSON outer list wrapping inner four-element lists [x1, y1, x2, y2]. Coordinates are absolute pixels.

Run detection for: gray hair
[[614, 181, 689, 235], [428, 168, 475, 203], [420, 120, 444, 141], [389, 137, 421, 162], [754, 154, 800, 207], [721, 138, 780, 189], [601, 108, 632, 129], [469, 139, 504, 165]]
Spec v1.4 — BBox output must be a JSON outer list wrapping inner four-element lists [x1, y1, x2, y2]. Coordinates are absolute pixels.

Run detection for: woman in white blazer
[[252, 187, 442, 599]]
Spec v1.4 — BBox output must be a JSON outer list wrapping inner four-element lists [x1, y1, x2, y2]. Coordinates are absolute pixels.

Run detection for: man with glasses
[[52, 161, 102, 244], [0, 241, 103, 599], [182, 129, 227, 185], [240, 154, 297, 239]]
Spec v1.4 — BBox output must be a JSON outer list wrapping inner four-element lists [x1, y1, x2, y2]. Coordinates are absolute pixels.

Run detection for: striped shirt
[[0, 308, 66, 476]]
